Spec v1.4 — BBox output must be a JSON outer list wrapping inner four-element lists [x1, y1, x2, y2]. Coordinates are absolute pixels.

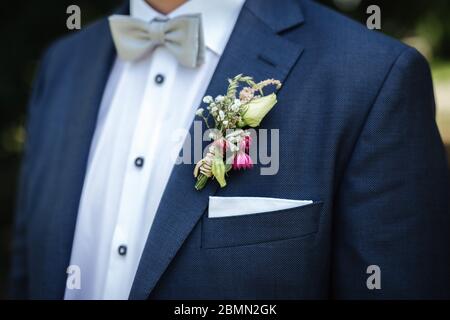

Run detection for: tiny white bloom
[[195, 108, 204, 116], [215, 95, 225, 103], [231, 104, 239, 112], [211, 106, 218, 113], [222, 120, 229, 126], [226, 129, 243, 139], [234, 99, 242, 107], [219, 110, 225, 120], [203, 96, 213, 104]]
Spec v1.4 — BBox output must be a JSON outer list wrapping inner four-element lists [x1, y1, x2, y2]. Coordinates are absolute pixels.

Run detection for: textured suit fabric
[[9, 0, 450, 299]]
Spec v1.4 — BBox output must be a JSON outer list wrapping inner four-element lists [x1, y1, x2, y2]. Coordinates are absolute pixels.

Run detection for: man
[[9, 0, 450, 299]]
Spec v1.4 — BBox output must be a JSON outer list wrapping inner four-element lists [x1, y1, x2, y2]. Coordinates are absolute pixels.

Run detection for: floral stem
[[202, 115, 211, 129], [195, 174, 209, 191]]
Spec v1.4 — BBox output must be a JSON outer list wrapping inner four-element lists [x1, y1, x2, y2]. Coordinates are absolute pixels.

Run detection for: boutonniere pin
[[193, 74, 282, 190]]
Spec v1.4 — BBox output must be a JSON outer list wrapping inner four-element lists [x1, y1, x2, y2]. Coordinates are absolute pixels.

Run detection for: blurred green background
[[0, 0, 449, 298]]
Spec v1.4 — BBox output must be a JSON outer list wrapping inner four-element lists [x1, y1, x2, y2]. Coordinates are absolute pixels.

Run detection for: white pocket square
[[208, 196, 313, 218]]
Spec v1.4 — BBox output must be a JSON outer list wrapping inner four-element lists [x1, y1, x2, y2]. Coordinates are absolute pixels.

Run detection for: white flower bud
[[195, 108, 204, 117], [215, 95, 225, 103], [203, 96, 213, 104]]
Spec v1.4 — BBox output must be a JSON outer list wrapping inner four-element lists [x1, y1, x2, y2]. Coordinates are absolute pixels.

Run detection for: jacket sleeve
[[8, 47, 52, 299], [332, 47, 450, 299]]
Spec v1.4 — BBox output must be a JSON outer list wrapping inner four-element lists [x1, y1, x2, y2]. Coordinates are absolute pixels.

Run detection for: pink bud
[[232, 152, 253, 170]]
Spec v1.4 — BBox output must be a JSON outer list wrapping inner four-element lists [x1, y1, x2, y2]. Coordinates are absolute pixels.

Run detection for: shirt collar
[[130, 0, 245, 56]]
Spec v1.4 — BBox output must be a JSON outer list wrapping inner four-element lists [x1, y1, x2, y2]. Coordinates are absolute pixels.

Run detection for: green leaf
[[211, 157, 227, 188]]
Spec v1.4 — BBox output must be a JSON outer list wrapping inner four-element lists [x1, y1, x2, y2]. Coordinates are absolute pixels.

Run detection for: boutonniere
[[193, 74, 282, 190]]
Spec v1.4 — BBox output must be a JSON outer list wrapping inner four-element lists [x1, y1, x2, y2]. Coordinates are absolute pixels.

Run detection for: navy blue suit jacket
[[9, 0, 450, 299]]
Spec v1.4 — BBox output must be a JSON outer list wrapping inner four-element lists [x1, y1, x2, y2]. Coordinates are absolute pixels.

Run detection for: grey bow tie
[[108, 14, 205, 68]]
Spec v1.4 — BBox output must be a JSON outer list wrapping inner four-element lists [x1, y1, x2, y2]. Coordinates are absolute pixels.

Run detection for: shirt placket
[[102, 48, 177, 299]]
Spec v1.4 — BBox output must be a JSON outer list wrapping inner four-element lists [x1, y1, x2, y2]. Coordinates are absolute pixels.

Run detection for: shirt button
[[118, 245, 127, 256], [134, 157, 144, 168], [155, 74, 165, 85]]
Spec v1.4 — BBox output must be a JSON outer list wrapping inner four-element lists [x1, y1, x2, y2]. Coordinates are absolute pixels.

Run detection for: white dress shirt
[[65, 0, 244, 300]]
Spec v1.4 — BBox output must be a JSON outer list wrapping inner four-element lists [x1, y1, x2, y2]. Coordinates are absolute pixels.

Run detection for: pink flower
[[232, 152, 253, 170], [243, 135, 252, 153], [237, 135, 252, 153]]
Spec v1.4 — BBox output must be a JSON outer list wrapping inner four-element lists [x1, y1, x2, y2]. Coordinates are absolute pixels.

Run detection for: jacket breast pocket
[[201, 201, 324, 249]]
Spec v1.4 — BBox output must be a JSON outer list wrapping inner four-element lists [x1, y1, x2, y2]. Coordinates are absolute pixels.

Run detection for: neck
[[145, 0, 187, 15]]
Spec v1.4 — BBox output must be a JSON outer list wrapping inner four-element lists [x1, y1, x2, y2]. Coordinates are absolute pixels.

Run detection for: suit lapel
[[129, 0, 305, 299], [45, 4, 128, 299]]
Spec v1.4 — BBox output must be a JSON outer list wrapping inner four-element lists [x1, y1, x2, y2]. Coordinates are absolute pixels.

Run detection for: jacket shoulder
[[297, 0, 411, 62]]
